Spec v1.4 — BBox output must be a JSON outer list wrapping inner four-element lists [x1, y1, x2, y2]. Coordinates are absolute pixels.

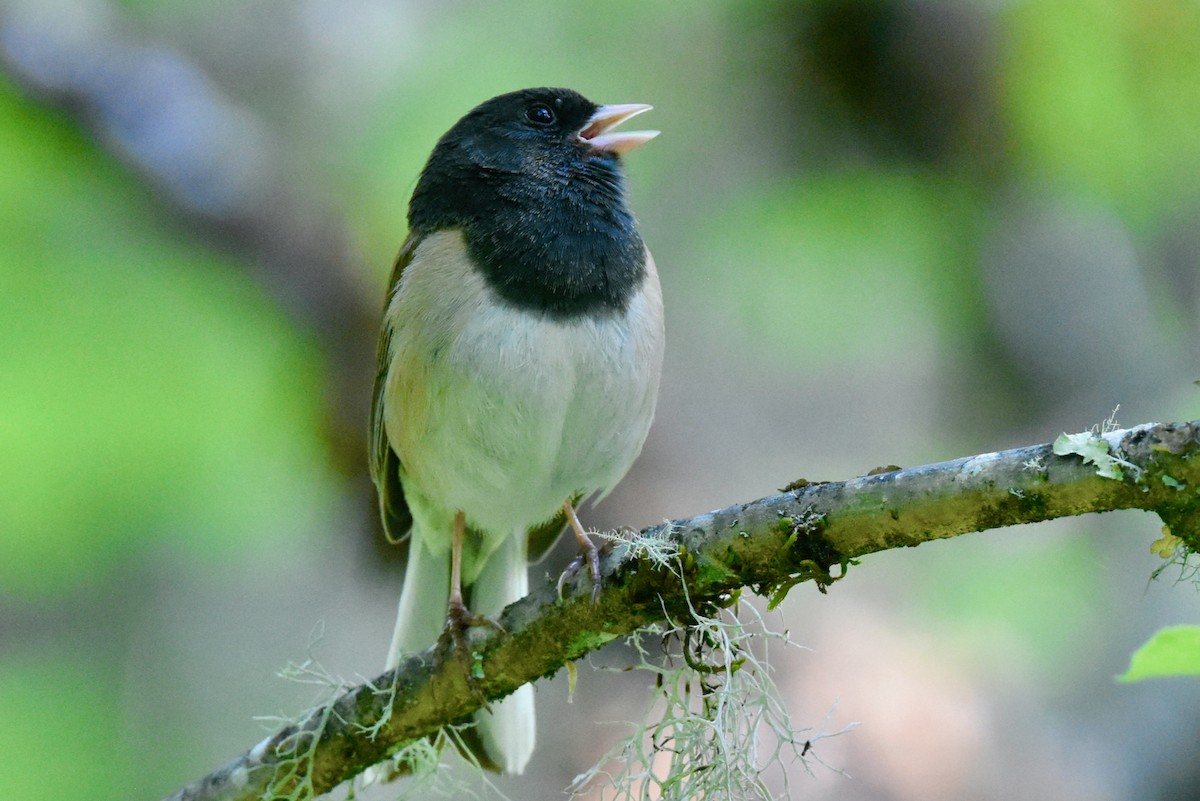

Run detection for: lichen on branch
[[162, 421, 1200, 801]]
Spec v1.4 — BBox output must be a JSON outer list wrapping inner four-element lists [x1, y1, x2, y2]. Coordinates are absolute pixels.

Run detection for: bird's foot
[[557, 502, 611, 602], [556, 533, 612, 603], [437, 597, 504, 700]]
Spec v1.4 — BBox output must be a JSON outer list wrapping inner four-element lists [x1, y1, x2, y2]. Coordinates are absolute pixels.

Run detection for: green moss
[[564, 630, 618, 660], [695, 552, 741, 589], [1162, 475, 1187, 491]]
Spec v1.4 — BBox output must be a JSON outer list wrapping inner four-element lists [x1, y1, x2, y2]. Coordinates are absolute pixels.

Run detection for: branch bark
[[163, 420, 1200, 801]]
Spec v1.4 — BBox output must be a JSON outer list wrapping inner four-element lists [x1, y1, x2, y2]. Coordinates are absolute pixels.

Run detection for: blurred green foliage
[[1120, 624, 1200, 681], [698, 170, 984, 364], [0, 81, 336, 598], [0, 69, 342, 795], [1002, 0, 1200, 229], [914, 526, 1104, 675], [0, 653, 130, 797]]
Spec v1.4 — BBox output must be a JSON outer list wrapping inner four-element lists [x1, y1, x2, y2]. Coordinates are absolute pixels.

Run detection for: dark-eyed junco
[[369, 87, 662, 775]]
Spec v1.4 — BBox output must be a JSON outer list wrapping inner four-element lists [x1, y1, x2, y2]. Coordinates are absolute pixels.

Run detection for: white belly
[[383, 230, 664, 574]]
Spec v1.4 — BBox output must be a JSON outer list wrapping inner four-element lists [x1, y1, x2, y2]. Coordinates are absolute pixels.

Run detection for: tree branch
[[162, 420, 1200, 801]]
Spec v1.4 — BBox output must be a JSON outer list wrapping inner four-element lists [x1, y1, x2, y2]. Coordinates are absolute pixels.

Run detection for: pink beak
[[579, 103, 659, 154]]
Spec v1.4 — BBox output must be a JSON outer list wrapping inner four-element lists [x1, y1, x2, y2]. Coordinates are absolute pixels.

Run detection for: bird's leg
[[556, 501, 603, 602], [439, 511, 502, 697], [448, 509, 468, 620]]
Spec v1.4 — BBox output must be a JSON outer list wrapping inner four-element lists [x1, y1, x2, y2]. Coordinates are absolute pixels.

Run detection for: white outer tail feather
[[386, 535, 451, 670], [468, 526, 535, 774], [380, 525, 535, 777]]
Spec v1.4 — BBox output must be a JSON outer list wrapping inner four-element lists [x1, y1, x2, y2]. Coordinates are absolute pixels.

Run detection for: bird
[[369, 87, 663, 776]]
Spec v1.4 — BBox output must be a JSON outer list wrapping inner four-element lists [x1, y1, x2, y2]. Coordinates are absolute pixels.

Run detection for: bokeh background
[[2, 0, 1199, 799]]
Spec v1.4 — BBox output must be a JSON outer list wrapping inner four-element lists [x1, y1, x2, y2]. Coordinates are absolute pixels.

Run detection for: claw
[[557, 501, 603, 602], [556, 552, 585, 599], [438, 597, 504, 701]]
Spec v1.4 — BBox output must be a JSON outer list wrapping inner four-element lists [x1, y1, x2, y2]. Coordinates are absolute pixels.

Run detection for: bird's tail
[[386, 534, 452, 670], [365, 533, 451, 786], [379, 526, 535, 777], [468, 527, 535, 775]]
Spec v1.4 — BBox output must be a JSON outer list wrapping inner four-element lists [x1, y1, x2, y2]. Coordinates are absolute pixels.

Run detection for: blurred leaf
[[1119, 625, 1200, 682]]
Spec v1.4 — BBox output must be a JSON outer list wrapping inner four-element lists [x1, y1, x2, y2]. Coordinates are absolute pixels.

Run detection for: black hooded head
[[408, 87, 647, 318]]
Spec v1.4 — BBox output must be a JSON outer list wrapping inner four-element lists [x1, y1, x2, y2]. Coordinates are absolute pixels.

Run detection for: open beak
[[579, 103, 659, 155]]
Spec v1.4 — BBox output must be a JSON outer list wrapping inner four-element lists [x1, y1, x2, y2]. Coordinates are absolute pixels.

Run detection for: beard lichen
[[568, 546, 853, 801]]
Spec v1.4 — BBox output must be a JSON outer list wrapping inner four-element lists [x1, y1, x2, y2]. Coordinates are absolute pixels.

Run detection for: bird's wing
[[369, 233, 420, 543], [525, 491, 588, 563], [525, 507, 568, 563]]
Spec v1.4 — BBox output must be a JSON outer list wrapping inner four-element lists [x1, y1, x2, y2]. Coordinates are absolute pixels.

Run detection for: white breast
[[383, 230, 664, 575]]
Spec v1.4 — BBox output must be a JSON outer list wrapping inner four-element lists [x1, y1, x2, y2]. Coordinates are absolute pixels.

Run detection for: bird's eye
[[525, 103, 555, 126]]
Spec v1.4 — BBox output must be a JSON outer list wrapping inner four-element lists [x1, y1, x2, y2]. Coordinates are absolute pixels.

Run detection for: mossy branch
[[161, 420, 1200, 801]]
